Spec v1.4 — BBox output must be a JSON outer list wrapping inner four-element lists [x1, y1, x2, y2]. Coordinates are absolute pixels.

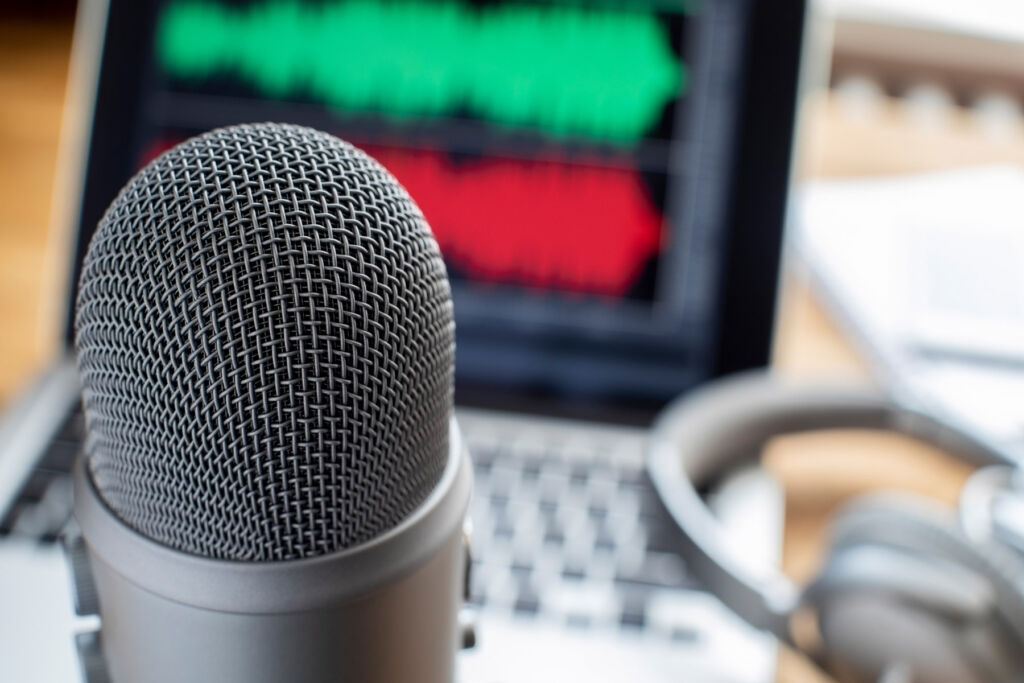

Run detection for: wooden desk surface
[[1, 13, 1020, 683]]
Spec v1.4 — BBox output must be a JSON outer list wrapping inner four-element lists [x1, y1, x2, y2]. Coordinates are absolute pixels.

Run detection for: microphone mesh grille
[[74, 123, 453, 561]]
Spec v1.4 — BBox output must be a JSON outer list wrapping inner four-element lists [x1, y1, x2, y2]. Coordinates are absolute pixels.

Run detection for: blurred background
[[5, 0, 1024, 398], [1, 0, 1023, 680]]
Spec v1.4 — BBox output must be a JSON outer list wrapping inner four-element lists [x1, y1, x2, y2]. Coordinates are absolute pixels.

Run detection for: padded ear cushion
[[812, 494, 1024, 682], [814, 592, 992, 683], [829, 494, 1024, 637]]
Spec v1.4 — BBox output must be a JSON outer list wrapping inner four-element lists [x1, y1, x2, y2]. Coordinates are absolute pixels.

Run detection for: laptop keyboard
[[0, 405, 697, 641], [0, 398, 777, 682], [459, 411, 701, 641], [0, 407, 82, 543]]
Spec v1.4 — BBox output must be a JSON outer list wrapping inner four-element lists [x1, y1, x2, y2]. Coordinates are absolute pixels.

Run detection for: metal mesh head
[[74, 123, 454, 562]]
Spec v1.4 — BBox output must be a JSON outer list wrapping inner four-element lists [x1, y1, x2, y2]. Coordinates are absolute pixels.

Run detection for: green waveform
[[157, 0, 687, 142]]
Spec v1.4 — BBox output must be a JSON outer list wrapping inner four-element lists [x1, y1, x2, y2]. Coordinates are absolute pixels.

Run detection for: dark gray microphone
[[72, 123, 472, 683]]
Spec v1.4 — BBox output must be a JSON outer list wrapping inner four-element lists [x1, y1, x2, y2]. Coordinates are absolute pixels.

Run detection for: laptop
[[0, 0, 807, 680]]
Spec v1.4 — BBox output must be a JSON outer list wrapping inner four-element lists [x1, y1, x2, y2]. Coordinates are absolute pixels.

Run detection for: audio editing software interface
[[101, 0, 751, 404]]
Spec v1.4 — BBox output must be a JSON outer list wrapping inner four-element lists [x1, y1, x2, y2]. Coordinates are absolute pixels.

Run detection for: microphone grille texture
[[75, 123, 454, 561]]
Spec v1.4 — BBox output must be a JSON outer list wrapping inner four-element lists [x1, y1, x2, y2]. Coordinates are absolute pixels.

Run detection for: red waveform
[[140, 138, 663, 296], [366, 147, 664, 296]]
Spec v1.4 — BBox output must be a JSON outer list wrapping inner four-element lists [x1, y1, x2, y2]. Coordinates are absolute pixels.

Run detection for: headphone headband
[[646, 371, 1010, 642]]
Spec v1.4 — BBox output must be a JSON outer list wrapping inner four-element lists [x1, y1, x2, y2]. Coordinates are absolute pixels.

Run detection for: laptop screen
[[69, 0, 805, 419]]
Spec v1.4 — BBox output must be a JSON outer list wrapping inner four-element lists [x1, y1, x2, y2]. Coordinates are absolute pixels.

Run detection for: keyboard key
[[471, 449, 496, 469], [489, 464, 519, 495], [585, 551, 617, 582], [569, 464, 589, 487], [521, 458, 542, 482], [493, 518, 515, 540], [510, 557, 533, 576], [538, 497, 559, 516], [513, 588, 540, 617], [546, 581, 618, 626], [619, 594, 647, 630], [594, 525, 616, 552], [473, 459, 493, 478], [489, 493, 510, 512], [538, 461, 569, 484], [587, 502, 609, 520], [586, 475, 617, 505], [607, 488, 640, 526], [611, 521, 645, 555], [537, 501, 559, 523], [616, 466, 645, 488], [543, 520, 565, 546], [561, 563, 586, 581]]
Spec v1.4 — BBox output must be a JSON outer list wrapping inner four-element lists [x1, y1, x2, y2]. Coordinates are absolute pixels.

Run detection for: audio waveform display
[[157, 0, 686, 143], [139, 137, 664, 296], [364, 146, 663, 296]]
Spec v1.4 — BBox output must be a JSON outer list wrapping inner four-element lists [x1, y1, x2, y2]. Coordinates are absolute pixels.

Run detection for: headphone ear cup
[[805, 494, 1024, 683], [811, 591, 989, 683]]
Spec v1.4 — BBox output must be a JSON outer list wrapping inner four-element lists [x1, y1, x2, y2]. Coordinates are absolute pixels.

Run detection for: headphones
[[647, 371, 1024, 683]]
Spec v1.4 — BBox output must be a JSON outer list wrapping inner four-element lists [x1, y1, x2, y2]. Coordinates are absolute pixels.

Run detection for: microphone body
[[74, 426, 471, 683], [71, 123, 468, 682]]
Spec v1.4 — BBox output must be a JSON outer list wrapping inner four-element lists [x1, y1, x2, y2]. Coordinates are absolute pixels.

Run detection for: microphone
[[71, 123, 472, 683]]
